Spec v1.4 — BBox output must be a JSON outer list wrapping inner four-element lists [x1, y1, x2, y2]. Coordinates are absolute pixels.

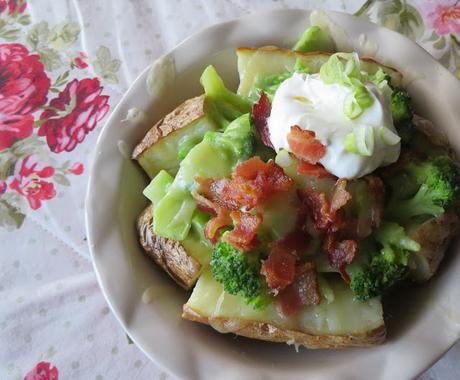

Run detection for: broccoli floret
[[211, 241, 269, 309], [397, 120, 416, 146], [390, 88, 413, 125], [385, 155, 460, 224], [249, 59, 310, 103], [350, 222, 420, 301]]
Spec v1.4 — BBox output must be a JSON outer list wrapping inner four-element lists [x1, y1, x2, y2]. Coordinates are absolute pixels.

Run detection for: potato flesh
[[138, 117, 215, 178], [186, 270, 383, 335], [236, 48, 402, 97]]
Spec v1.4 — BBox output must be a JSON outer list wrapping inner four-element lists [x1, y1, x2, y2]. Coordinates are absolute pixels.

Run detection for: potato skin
[[132, 95, 206, 160], [137, 205, 201, 290], [182, 305, 386, 349], [409, 211, 460, 283]]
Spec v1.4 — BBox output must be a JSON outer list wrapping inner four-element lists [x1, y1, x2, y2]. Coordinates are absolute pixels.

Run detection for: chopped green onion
[[275, 149, 294, 168], [344, 85, 374, 119], [354, 125, 375, 156], [344, 132, 358, 154], [379, 127, 401, 146]]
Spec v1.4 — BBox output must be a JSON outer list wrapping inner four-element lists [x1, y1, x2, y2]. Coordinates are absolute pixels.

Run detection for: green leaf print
[[93, 46, 121, 84], [27, 21, 50, 50], [49, 21, 81, 50], [0, 199, 25, 230]]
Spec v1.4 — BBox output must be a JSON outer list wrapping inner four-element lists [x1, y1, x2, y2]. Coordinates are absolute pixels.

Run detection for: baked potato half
[[183, 270, 386, 348]]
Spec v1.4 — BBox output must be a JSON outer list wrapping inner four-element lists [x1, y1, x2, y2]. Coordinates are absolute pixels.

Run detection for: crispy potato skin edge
[[182, 305, 386, 349], [136, 205, 201, 290], [132, 95, 206, 160]]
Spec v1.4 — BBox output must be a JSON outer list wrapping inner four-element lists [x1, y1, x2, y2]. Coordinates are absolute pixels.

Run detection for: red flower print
[[0, 0, 27, 15], [10, 155, 56, 210], [24, 361, 59, 380], [38, 78, 109, 153], [0, 179, 6, 194], [0, 43, 50, 150], [423, 0, 460, 36], [73, 52, 88, 69], [68, 162, 84, 175]]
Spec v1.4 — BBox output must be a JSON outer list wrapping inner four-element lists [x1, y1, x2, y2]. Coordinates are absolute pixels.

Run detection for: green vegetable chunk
[[152, 66, 256, 241], [204, 113, 254, 161], [385, 155, 460, 225], [201, 65, 251, 126], [293, 25, 335, 53], [211, 241, 269, 310], [249, 58, 310, 102], [143, 170, 174, 204], [350, 222, 420, 301]]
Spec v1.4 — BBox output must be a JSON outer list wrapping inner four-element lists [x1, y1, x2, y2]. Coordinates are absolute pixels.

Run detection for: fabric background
[[1, 0, 459, 379]]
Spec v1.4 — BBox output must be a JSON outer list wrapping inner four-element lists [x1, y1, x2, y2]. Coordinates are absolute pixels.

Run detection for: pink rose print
[[24, 361, 59, 380], [9, 155, 56, 210], [0, 43, 50, 150], [423, 0, 460, 36], [72, 51, 88, 69], [38, 78, 109, 153], [0, 0, 27, 15], [68, 162, 84, 175]]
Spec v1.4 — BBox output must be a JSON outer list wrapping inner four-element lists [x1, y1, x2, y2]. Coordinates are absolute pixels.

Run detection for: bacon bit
[[297, 188, 335, 231], [365, 175, 385, 228], [204, 208, 232, 244], [234, 157, 293, 195], [276, 261, 321, 316], [251, 91, 274, 149], [194, 157, 293, 214], [287, 125, 326, 164], [191, 190, 216, 215], [261, 230, 310, 290], [261, 249, 297, 291], [223, 211, 262, 252], [330, 179, 351, 213], [297, 160, 335, 179], [323, 233, 357, 282]]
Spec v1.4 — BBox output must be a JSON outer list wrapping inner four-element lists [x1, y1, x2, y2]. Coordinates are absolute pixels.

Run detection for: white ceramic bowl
[[86, 9, 460, 380]]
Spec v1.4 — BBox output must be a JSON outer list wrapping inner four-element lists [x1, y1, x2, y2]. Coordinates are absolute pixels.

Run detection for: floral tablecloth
[[1, 0, 459, 379]]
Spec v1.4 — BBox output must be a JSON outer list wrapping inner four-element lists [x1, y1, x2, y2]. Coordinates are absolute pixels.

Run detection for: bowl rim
[[85, 8, 460, 380]]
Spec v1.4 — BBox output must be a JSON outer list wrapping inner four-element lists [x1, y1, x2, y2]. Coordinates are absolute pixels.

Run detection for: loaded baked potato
[[132, 21, 459, 349]]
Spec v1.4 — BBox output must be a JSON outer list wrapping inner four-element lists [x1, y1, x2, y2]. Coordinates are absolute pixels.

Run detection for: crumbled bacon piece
[[193, 157, 293, 212], [287, 125, 326, 164], [330, 178, 352, 213], [204, 208, 232, 244], [192, 157, 293, 250], [298, 178, 353, 233], [276, 261, 321, 316], [261, 230, 310, 290], [251, 91, 274, 149], [297, 160, 335, 179], [365, 175, 385, 228], [297, 188, 336, 231], [322, 233, 357, 282], [234, 157, 294, 195], [223, 211, 262, 252]]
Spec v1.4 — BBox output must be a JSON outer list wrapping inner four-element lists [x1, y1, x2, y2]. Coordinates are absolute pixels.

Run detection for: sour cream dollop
[[267, 72, 400, 179]]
